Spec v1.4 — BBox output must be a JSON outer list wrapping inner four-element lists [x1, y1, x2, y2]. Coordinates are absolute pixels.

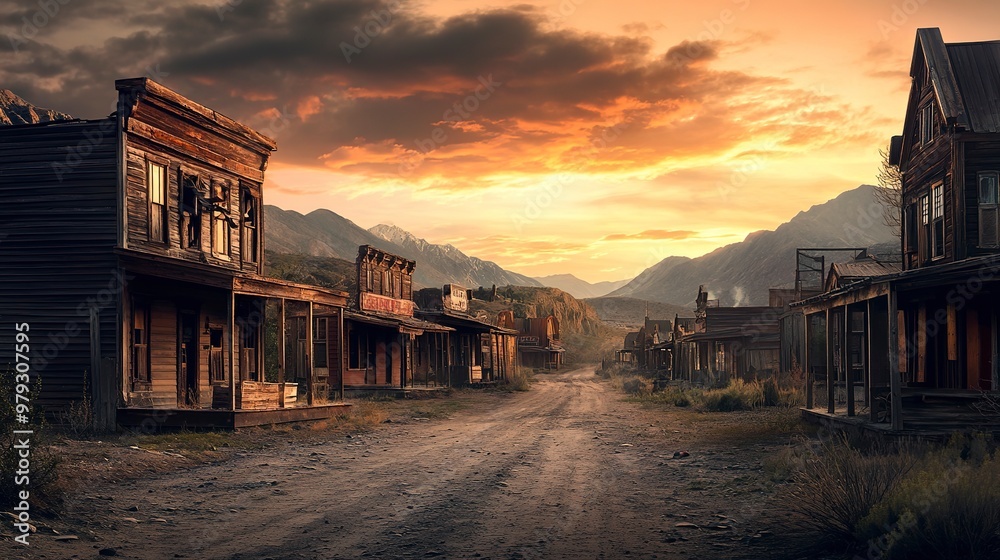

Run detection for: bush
[[785, 435, 917, 543], [701, 379, 763, 411], [0, 370, 62, 513], [621, 376, 652, 396]]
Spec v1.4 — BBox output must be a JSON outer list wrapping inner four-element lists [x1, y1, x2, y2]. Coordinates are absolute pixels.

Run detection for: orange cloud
[[603, 230, 698, 241]]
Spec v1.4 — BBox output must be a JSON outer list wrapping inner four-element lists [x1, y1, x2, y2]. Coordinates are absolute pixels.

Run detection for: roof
[[416, 309, 517, 334], [644, 318, 672, 334], [703, 306, 780, 335], [827, 259, 902, 290], [624, 331, 640, 348], [946, 41, 1000, 133], [345, 310, 453, 334]]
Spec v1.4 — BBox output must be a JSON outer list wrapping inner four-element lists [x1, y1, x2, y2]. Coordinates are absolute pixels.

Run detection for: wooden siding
[[124, 138, 262, 275], [963, 140, 1000, 257], [0, 120, 120, 413]]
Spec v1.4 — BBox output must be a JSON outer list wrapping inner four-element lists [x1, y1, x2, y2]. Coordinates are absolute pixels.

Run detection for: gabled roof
[[825, 258, 902, 291], [945, 40, 1000, 132]]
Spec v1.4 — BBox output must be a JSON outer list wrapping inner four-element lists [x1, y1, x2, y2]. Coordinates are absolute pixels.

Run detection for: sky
[[4, 0, 1000, 282]]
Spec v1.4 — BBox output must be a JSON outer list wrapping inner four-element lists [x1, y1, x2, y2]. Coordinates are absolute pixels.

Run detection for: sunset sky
[[4, 0, 1000, 282]]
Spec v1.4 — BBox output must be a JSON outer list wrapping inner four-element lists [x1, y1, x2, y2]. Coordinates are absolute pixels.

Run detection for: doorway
[[178, 311, 200, 407]]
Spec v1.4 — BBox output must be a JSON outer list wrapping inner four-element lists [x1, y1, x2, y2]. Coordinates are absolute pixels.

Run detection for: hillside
[[608, 185, 900, 306], [264, 251, 355, 293], [469, 286, 625, 364], [584, 297, 692, 329], [0, 89, 73, 125], [264, 206, 541, 290], [533, 273, 630, 299]]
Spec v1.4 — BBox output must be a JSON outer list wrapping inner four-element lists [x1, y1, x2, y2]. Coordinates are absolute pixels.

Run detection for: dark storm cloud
[[0, 0, 779, 175]]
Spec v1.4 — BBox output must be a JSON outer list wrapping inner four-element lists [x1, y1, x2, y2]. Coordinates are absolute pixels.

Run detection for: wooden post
[[805, 312, 813, 409], [306, 302, 314, 406], [89, 308, 103, 431], [847, 305, 855, 417], [338, 309, 345, 400], [228, 294, 236, 412], [278, 298, 286, 408], [888, 289, 903, 431], [827, 308, 835, 414]]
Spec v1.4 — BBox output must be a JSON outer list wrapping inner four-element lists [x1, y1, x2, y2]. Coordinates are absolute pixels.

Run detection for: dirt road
[[20, 366, 801, 559]]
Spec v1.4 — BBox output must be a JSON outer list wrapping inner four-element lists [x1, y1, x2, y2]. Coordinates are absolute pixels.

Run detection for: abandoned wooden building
[[673, 286, 780, 385], [796, 28, 1000, 433], [415, 284, 519, 386], [0, 78, 353, 429], [343, 245, 453, 393], [514, 316, 564, 370], [617, 317, 673, 372]]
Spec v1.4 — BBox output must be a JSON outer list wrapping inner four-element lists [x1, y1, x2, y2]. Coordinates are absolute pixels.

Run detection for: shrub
[[621, 376, 652, 396], [785, 435, 917, 543], [0, 370, 62, 513], [701, 379, 764, 411], [504, 374, 531, 392]]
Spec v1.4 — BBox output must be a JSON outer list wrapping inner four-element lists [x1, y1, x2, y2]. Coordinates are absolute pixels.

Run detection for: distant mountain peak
[[608, 185, 900, 306], [0, 89, 73, 125]]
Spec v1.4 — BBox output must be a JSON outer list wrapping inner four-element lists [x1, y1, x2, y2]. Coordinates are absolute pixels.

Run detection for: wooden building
[[0, 78, 351, 429], [515, 316, 565, 370], [673, 286, 780, 385], [415, 285, 519, 386], [342, 245, 453, 392], [798, 28, 1000, 433]]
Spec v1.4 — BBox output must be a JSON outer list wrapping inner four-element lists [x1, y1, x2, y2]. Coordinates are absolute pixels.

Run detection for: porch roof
[[416, 309, 519, 335], [345, 310, 454, 335]]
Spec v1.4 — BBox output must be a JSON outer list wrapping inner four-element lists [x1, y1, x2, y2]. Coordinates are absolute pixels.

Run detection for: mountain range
[[608, 185, 900, 307], [0, 89, 72, 125], [263, 206, 542, 289]]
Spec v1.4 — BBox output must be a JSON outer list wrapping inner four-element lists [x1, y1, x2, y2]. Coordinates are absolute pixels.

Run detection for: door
[[178, 312, 200, 407]]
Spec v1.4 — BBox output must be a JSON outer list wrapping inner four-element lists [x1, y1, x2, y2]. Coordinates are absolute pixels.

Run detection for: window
[[180, 173, 202, 249], [209, 328, 225, 383], [211, 180, 231, 258], [147, 162, 167, 243], [241, 190, 258, 263], [131, 302, 151, 386], [930, 183, 945, 259], [920, 103, 935, 146], [314, 317, 328, 368], [979, 172, 1000, 247]]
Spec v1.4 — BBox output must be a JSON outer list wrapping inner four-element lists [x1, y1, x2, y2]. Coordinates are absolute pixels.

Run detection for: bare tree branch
[[875, 145, 902, 239]]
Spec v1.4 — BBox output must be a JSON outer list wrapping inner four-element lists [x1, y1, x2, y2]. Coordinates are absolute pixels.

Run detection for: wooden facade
[[797, 29, 1000, 433], [0, 78, 350, 429], [673, 286, 780, 385], [515, 316, 564, 370]]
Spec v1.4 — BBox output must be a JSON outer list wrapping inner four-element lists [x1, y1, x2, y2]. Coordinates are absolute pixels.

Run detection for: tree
[[875, 144, 902, 239]]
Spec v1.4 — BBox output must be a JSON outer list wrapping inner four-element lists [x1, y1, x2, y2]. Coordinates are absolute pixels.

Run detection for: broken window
[[180, 173, 202, 250], [241, 189, 259, 263], [211, 180, 232, 258], [210, 328, 225, 383], [147, 161, 167, 243]]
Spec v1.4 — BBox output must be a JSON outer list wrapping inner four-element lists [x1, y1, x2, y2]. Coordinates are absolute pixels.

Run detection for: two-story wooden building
[[0, 78, 350, 430], [798, 28, 1000, 433]]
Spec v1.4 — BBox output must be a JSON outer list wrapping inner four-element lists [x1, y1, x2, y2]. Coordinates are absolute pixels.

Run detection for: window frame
[[240, 188, 259, 264], [146, 159, 168, 245], [920, 103, 935, 146], [313, 317, 328, 369], [131, 300, 152, 388], [211, 179, 232, 259], [978, 171, 1000, 248], [930, 183, 945, 259]]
